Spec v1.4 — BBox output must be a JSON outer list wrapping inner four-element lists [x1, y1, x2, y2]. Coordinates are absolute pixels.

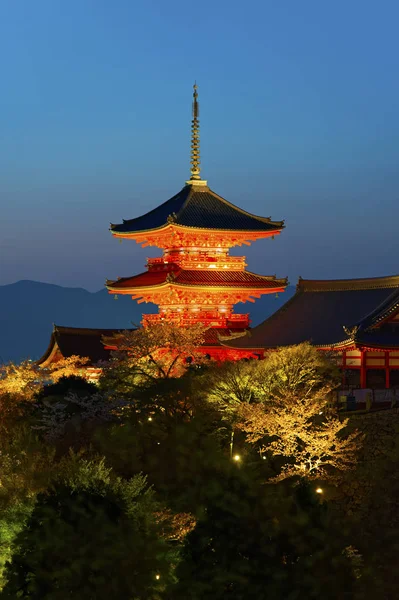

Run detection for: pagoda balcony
[[142, 312, 250, 328], [146, 255, 247, 270]]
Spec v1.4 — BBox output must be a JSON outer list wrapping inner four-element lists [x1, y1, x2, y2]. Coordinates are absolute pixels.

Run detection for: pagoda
[[106, 85, 287, 357]]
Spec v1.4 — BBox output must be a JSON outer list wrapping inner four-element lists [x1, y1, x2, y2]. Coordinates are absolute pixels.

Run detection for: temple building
[[105, 84, 287, 359], [37, 85, 399, 390], [37, 325, 134, 383], [223, 275, 399, 389]]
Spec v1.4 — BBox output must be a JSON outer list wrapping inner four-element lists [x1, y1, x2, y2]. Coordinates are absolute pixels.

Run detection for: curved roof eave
[[110, 185, 285, 235]]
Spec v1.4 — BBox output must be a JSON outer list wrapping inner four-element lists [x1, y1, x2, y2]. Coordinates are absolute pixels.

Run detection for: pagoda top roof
[[223, 274, 399, 350], [107, 269, 288, 291], [37, 325, 135, 366], [110, 185, 284, 235]]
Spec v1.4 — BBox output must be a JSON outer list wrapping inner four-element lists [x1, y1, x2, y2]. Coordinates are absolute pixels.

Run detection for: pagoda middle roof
[[110, 185, 284, 234], [107, 269, 287, 290], [224, 274, 399, 349]]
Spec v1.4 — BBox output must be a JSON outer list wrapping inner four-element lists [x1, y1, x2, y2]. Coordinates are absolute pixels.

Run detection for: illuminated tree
[[235, 344, 363, 480], [0, 356, 89, 401], [239, 402, 363, 480], [205, 360, 257, 416], [104, 323, 207, 381], [155, 509, 196, 543]]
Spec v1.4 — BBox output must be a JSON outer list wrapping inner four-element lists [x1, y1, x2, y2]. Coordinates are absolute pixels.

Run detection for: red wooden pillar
[[385, 351, 390, 389], [342, 351, 346, 388], [360, 350, 367, 389]]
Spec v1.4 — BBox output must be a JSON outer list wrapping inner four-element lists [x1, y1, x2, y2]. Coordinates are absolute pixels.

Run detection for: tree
[[100, 323, 207, 394], [236, 344, 363, 480], [205, 360, 257, 416], [240, 402, 363, 480], [169, 472, 356, 600], [0, 356, 89, 401], [0, 426, 55, 591], [1, 454, 173, 599], [35, 374, 97, 401]]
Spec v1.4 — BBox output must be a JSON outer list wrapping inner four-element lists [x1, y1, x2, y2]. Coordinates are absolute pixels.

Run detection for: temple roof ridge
[[222, 274, 399, 350], [297, 274, 399, 293]]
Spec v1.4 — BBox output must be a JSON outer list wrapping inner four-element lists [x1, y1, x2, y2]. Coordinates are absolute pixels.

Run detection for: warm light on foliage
[[104, 323, 207, 381], [236, 344, 364, 481], [0, 356, 89, 400], [154, 509, 196, 543]]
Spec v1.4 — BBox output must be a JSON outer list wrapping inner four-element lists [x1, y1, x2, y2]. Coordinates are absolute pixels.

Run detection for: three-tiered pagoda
[[105, 85, 287, 358]]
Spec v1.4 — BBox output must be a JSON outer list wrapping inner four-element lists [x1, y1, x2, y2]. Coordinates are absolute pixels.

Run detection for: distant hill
[[0, 281, 296, 363]]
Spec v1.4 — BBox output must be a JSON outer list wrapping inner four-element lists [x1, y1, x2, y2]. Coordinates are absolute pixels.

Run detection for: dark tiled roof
[[356, 329, 399, 349], [203, 328, 232, 346], [226, 275, 399, 349], [357, 288, 399, 330], [107, 269, 287, 290], [202, 328, 250, 347], [107, 271, 167, 288], [110, 185, 284, 233], [37, 325, 135, 366]]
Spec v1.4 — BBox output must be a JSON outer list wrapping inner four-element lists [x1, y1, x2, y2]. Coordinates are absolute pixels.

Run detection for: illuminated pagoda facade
[[106, 85, 287, 357]]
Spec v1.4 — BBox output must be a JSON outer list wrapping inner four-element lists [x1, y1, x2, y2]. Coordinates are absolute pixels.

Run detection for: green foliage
[[0, 502, 34, 591], [0, 426, 55, 593], [35, 375, 97, 402], [333, 413, 399, 599], [1, 455, 172, 599], [94, 408, 228, 514], [170, 474, 355, 600], [2, 340, 396, 595]]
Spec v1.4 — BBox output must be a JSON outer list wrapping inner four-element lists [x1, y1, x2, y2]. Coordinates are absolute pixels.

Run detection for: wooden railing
[[142, 312, 250, 328], [147, 255, 246, 270]]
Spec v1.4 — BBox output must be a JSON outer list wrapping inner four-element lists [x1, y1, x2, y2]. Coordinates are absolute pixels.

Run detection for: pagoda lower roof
[[223, 274, 399, 350], [107, 269, 287, 291], [110, 185, 284, 234]]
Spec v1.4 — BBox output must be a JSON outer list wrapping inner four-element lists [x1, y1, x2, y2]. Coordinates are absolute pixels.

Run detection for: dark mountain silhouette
[[0, 280, 295, 364]]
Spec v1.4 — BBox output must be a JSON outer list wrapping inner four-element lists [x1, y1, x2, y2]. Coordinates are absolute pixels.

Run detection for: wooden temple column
[[341, 350, 347, 388], [385, 351, 390, 389], [360, 350, 367, 389]]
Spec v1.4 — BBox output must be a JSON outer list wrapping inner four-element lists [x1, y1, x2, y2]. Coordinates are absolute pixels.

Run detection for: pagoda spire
[[186, 83, 207, 186]]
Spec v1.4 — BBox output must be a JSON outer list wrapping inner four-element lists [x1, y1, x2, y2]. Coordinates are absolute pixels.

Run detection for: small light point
[[155, 574, 160, 580], [233, 454, 241, 462], [316, 487, 323, 494]]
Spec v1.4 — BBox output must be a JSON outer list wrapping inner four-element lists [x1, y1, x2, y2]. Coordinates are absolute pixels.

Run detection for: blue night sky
[[1, 0, 398, 291]]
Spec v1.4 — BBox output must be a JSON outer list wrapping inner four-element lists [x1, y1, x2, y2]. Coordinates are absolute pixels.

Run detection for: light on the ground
[[316, 487, 323, 494]]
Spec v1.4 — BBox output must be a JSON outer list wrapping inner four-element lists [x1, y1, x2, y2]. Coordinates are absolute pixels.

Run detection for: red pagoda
[[105, 85, 287, 358]]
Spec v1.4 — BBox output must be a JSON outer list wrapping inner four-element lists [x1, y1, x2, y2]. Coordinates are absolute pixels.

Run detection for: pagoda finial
[[186, 83, 207, 187]]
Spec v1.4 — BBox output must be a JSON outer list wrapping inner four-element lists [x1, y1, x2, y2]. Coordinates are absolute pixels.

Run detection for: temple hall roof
[[110, 185, 284, 234], [107, 269, 288, 290], [37, 325, 135, 366], [224, 275, 399, 350]]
